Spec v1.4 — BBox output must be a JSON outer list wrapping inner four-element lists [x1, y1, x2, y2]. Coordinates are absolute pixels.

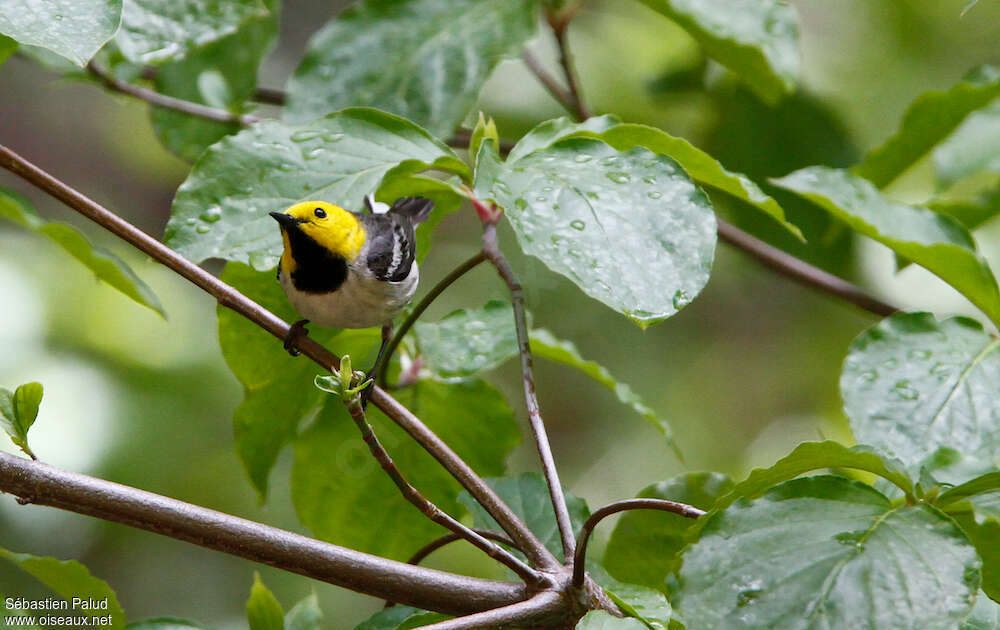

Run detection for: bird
[[269, 195, 434, 399]]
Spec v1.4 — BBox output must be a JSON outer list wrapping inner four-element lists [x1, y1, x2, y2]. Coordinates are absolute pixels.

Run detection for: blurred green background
[[1, 0, 999, 626]]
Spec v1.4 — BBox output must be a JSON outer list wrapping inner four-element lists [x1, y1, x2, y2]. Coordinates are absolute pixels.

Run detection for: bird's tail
[[388, 197, 434, 224]]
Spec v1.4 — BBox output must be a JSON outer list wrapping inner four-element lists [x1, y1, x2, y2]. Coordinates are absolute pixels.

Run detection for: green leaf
[[929, 185, 1000, 231], [676, 476, 980, 629], [475, 138, 717, 328], [285, 0, 537, 137], [284, 594, 321, 630], [842, 312, 1000, 480], [714, 441, 915, 514], [951, 510, 1000, 605], [0, 547, 126, 630], [217, 263, 372, 498], [772, 167, 1000, 325], [0, 0, 121, 66], [963, 594, 1000, 630], [603, 472, 733, 591], [292, 379, 519, 560], [932, 101, 1000, 191], [414, 301, 516, 379], [599, 583, 673, 630], [0, 189, 165, 317], [457, 472, 589, 558], [530, 329, 674, 445], [116, 0, 269, 65], [941, 473, 1000, 513], [411, 304, 671, 442], [166, 108, 468, 269], [246, 572, 284, 630], [0, 382, 43, 459], [510, 117, 802, 240], [150, 0, 279, 162], [855, 65, 1000, 188], [353, 607, 448, 630], [126, 619, 213, 630], [576, 611, 648, 630], [0, 35, 17, 65], [634, 0, 799, 104]]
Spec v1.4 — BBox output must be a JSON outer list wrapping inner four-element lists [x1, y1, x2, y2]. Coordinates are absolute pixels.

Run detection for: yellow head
[[270, 201, 366, 271]]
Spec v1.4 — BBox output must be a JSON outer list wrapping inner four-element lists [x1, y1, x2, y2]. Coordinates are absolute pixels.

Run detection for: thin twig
[[0, 452, 528, 614], [379, 251, 487, 386], [418, 591, 564, 630], [253, 86, 287, 106], [550, 19, 589, 121], [522, 51, 578, 116], [385, 529, 519, 609], [407, 529, 518, 567], [716, 219, 899, 318], [0, 143, 558, 572], [571, 498, 704, 588], [87, 62, 261, 126], [481, 222, 577, 561], [344, 397, 542, 584]]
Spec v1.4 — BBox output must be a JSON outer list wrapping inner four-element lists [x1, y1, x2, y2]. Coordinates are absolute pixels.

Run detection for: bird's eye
[[314, 208, 327, 219]]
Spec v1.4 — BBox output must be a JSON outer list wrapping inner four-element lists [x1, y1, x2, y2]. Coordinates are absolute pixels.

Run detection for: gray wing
[[362, 197, 433, 282], [363, 213, 417, 282]]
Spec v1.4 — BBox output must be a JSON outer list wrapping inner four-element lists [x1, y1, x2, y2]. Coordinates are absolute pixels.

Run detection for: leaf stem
[[343, 397, 543, 585], [87, 62, 261, 126], [481, 222, 577, 562], [522, 51, 579, 118], [0, 452, 528, 614], [571, 498, 705, 588], [0, 142, 558, 572], [716, 219, 899, 318], [379, 251, 487, 386]]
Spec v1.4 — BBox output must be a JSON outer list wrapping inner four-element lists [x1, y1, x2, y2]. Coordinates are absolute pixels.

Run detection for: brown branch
[[716, 219, 899, 318], [87, 62, 261, 126], [571, 498, 704, 588], [549, 17, 589, 121], [481, 222, 576, 561], [344, 397, 542, 585], [379, 251, 487, 386], [0, 452, 528, 615], [418, 591, 565, 630], [0, 143, 557, 572], [522, 51, 578, 117], [407, 529, 518, 568]]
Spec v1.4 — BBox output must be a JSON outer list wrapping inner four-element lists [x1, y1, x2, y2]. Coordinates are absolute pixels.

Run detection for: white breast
[[280, 262, 419, 329]]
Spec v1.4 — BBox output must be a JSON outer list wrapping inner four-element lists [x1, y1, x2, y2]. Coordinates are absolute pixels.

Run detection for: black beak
[[270, 211, 307, 228]]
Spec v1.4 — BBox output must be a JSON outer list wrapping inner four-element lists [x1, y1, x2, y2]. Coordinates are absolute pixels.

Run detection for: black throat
[[284, 226, 348, 294]]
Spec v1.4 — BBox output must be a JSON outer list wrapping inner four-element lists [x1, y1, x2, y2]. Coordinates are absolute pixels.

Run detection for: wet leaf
[[773, 167, 1000, 325], [116, 0, 268, 65], [167, 108, 467, 269], [0, 0, 120, 66], [635, 0, 799, 104], [285, 0, 537, 137], [475, 138, 716, 327], [842, 312, 1000, 481], [676, 476, 979, 629]]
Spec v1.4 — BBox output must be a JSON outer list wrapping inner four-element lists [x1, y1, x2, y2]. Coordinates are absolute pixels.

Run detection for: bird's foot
[[284, 319, 310, 356]]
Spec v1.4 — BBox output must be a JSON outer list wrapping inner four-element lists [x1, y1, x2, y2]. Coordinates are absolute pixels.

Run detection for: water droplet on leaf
[[291, 130, 320, 142], [570, 220, 585, 231]]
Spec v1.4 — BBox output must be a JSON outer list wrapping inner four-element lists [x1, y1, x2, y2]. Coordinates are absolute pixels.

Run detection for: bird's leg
[[283, 319, 310, 356], [361, 322, 393, 409]]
